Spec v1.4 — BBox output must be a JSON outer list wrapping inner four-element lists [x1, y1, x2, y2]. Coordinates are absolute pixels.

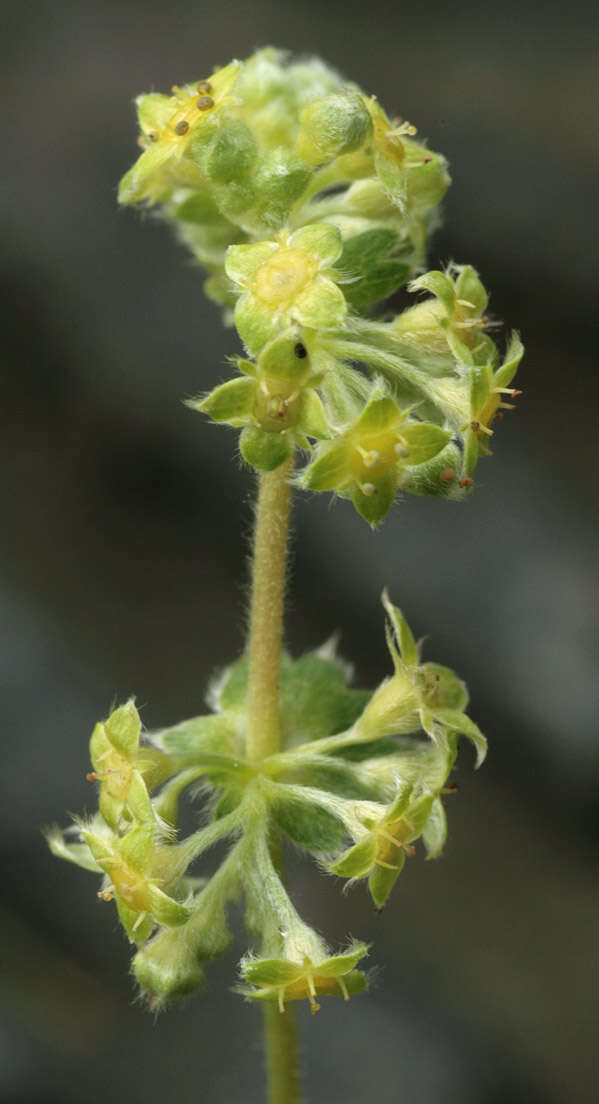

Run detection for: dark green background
[[2, 2, 598, 1101]]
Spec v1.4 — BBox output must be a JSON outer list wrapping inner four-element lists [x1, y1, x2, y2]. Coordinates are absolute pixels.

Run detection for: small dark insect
[[196, 96, 215, 111], [294, 342, 307, 359]]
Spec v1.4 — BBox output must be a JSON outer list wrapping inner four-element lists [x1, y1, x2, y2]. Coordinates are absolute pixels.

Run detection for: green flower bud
[[134, 928, 206, 1004], [248, 148, 312, 232], [296, 90, 372, 165], [404, 139, 451, 211], [354, 593, 486, 766]]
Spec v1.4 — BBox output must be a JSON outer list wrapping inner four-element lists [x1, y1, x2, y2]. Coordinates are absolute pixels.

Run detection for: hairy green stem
[[246, 458, 301, 1104], [246, 458, 293, 763]]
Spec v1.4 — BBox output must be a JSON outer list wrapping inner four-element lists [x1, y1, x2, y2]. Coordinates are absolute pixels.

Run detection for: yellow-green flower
[[329, 781, 435, 908], [225, 223, 347, 353], [88, 700, 172, 828], [118, 61, 242, 205], [241, 941, 368, 1013], [301, 384, 450, 524]]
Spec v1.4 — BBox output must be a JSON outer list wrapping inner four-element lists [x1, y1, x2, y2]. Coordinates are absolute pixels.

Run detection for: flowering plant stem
[[246, 457, 301, 1102]]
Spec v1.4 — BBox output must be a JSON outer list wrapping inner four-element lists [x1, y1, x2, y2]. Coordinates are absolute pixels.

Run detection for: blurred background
[[2, 2, 598, 1101]]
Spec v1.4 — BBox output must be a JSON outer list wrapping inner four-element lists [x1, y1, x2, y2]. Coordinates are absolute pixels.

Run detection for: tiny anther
[[148, 130, 159, 143], [458, 476, 473, 488], [86, 771, 98, 782], [360, 482, 377, 496], [470, 421, 480, 431], [443, 782, 459, 793], [294, 342, 307, 358], [440, 467, 456, 483], [196, 96, 215, 111], [197, 80, 212, 93], [174, 120, 189, 135], [493, 411, 504, 422], [422, 156, 432, 163], [482, 316, 489, 326]]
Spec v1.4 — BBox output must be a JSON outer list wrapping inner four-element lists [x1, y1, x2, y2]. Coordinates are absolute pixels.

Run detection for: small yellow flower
[[118, 61, 241, 205], [225, 223, 347, 353]]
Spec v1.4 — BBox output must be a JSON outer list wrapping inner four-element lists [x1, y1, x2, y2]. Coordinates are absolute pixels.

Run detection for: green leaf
[[217, 656, 249, 713], [240, 425, 293, 471], [157, 714, 239, 757], [272, 795, 346, 852], [279, 652, 370, 742], [343, 262, 412, 310]]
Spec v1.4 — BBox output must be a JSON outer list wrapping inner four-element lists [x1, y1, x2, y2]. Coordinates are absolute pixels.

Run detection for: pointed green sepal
[[191, 376, 256, 426]]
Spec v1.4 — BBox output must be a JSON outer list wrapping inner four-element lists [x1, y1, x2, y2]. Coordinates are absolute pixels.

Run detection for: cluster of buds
[[49, 598, 484, 1009], [117, 47, 522, 524]]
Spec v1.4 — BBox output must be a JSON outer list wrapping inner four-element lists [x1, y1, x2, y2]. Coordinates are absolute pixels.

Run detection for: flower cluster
[[117, 48, 522, 524], [49, 599, 484, 1009], [49, 47, 521, 1017]]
